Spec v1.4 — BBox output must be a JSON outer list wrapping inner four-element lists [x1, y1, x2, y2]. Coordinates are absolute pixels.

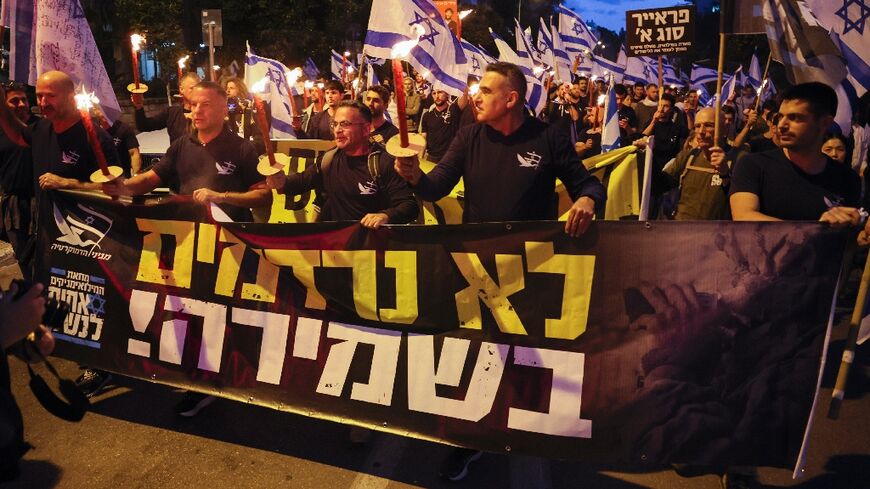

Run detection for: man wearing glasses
[[266, 100, 418, 228]]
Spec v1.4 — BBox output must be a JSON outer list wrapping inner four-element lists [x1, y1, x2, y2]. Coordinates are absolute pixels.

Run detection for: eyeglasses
[[330, 120, 367, 130]]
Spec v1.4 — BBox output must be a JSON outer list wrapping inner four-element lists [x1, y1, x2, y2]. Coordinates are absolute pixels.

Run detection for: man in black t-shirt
[[295, 80, 344, 140], [395, 62, 606, 234], [0, 83, 39, 260], [730, 82, 861, 225], [104, 81, 270, 222], [420, 90, 463, 162], [0, 71, 118, 195], [266, 101, 417, 227], [93, 106, 141, 176], [132, 72, 199, 143], [364, 85, 399, 146]]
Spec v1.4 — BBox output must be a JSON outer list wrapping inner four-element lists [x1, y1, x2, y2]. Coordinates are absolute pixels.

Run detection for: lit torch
[[458, 9, 473, 20], [283, 67, 302, 117], [177, 55, 189, 82], [76, 88, 122, 183], [251, 77, 278, 170], [316, 82, 325, 113], [384, 25, 427, 158], [342, 51, 350, 83], [127, 34, 148, 94]]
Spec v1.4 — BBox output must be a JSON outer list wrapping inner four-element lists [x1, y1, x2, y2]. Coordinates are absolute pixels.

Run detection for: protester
[[822, 133, 849, 165], [0, 83, 39, 263], [730, 82, 861, 223], [133, 72, 200, 143], [103, 82, 271, 415], [364, 85, 399, 146], [403, 77, 422, 132], [661, 107, 733, 220], [733, 84, 757, 127], [637, 92, 690, 213], [394, 61, 605, 480], [419, 90, 463, 162], [631, 84, 658, 132], [92, 105, 141, 177], [297, 80, 344, 140], [613, 84, 638, 143], [266, 100, 417, 227]]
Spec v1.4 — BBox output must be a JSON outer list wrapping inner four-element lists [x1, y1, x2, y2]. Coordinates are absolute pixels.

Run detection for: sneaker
[[439, 448, 483, 482], [720, 471, 758, 489], [174, 391, 216, 417], [75, 369, 113, 398]]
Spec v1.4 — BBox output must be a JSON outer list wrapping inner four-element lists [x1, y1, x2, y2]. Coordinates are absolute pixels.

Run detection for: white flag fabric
[[244, 46, 298, 139], [1, 0, 121, 122], [548, 19, 573, 82], [462, 41, 496, 80], [805, 0, 870, 98], [601, 78, 620, 153], [556, 4, 598, 54], [747, 51, 762, 89], [490, 29, 547, 116], [364, 0, 468, 97], [761, 0, 847, 88]]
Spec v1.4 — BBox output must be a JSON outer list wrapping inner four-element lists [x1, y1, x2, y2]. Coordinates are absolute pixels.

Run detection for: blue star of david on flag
[[836, 0, 870, 34], [409, 11, 439, 46]]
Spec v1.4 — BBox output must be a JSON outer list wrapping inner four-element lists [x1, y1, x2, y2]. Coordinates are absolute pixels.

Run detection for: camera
[[9, 279, 70, 330]]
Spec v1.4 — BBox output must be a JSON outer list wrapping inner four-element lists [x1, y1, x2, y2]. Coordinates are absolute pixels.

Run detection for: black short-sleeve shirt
[[107, 120, 140, 176], [730, 149, 861, 220], [26, 118, 118, 186], [151, 129, 264, 221], [421, 103, 461, 162]]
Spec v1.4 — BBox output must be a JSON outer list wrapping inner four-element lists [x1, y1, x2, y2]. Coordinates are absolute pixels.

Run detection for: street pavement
[[2, 244, 870, 489]]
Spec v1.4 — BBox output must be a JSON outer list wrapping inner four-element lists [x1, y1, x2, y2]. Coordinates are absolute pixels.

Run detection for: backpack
[[313, 146, 384, 219]]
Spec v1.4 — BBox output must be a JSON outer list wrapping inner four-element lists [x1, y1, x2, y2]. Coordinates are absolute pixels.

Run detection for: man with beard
[[420, 89, 463, 162], [730, 82, 860, 224], [364, 85, 399, 146], [267, 100, 417, 227], [296, 80, 345, 140], [634, 83, 660, 132]]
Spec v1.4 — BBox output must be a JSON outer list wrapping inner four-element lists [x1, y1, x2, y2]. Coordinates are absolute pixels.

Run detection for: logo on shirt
[[61, 150, 81, 165], [517, 151, 542, 169], [358, 180, 378, 195], [215, 160, 237, 175], [824, 196, 845, 209], [49, 203, 113, 261], [113, 137, 122, 147]]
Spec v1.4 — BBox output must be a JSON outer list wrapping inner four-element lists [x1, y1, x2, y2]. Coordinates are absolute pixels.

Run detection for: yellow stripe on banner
[[268, 156, 319, 223]]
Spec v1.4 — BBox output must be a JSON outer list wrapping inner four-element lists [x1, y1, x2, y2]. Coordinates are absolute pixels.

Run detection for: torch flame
[[317, 82, 324, 89], [251, 77, 269, 94], [304, 80, 315, 89], [352, 79, 360, 89], [391, 24, 424, 59], [533, 66, 545, 76], [178, 55, 189, 69], [696, 89, 702, 96], [344, 51, 351, 57], [347, 66, 355, 74], [286, 67, 302, 85], [597, 94, 606, 106], [468, 83, 479, 96], [75, 88, 99, 111], [458, 9, 473, 20], [130, 34, 145, 52]]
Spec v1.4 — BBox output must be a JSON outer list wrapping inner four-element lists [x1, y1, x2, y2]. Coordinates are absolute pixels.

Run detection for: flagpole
[[714, 0, 728, 143], [753, 52, 773, 113], [657, 55, 664, 111], [829, 250, 870, 419]]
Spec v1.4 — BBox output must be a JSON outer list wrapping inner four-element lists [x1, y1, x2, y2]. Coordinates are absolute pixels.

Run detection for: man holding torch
[[132, 72, 201, 144]]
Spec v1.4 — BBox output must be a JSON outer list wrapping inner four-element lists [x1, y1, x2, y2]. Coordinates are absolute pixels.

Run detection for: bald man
[[0, 71, 118, 193], [660, 107, 733, 220]]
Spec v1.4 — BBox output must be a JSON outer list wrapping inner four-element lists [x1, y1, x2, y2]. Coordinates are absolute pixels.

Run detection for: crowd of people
[[0, 54, 869, 487]]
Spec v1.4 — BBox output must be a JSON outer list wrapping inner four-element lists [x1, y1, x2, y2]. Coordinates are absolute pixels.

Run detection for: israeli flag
[[303, 57, 319, 80], [545, 18, 572, 82], [330, 50, 356, 81], [556, 4, 598, 54], [690, 64, 719, 87], [601, 79, 620, 153], [462, 41, 496, 79], [244, 45, 298, 139], [747, 50, 762, 89], [363, 0, 468, 97]]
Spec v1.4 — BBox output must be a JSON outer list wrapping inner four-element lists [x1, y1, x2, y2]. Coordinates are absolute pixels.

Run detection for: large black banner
[[39, 191, 845, 469]]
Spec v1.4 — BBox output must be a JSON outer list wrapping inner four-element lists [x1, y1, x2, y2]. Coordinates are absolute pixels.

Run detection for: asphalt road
[[3, 246, 870, 489]]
